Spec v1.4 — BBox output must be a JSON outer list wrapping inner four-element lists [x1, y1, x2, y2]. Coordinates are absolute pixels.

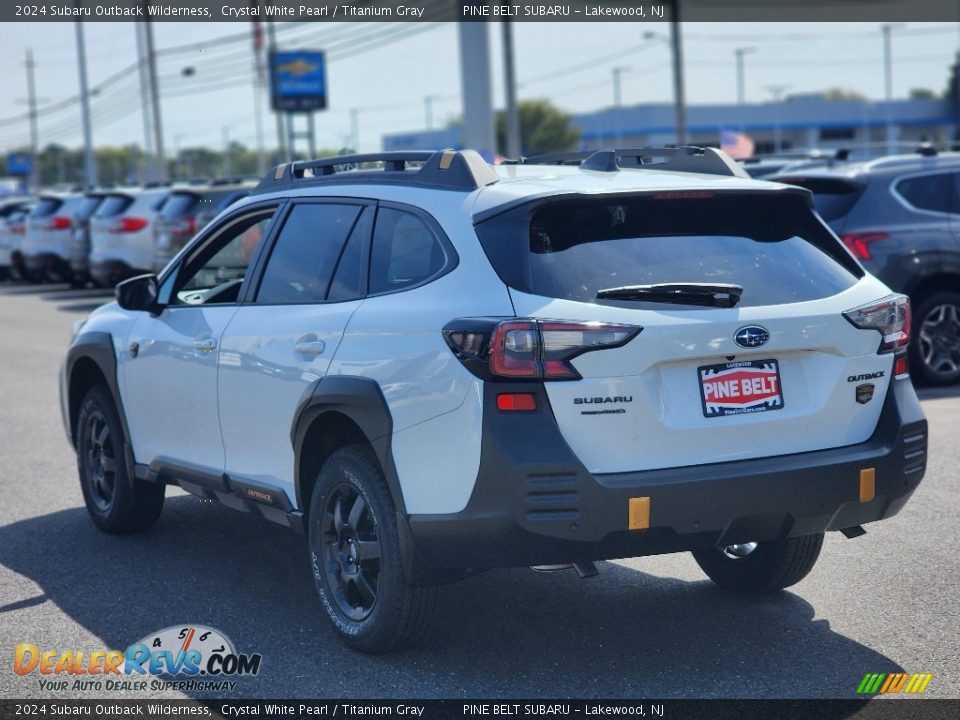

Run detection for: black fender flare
[[290, 376, 451, 583], [65, 332, 138, 487]]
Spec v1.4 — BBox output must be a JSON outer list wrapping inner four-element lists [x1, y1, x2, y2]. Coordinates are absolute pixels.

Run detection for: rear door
[[476, 190, 895, 474], [218, 200, 372, 504]]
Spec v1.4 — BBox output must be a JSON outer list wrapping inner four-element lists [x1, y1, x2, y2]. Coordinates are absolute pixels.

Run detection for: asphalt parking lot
[[0, 282, 957, 701]]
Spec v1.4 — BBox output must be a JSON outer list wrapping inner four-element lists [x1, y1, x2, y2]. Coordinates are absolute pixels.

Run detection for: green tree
[[909, 87, 938, 100], [495, 99, 580, 157], [822, 88, 868, 102]]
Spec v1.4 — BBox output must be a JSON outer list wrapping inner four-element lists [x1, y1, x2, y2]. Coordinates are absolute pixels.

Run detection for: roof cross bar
[[257, 149, 498, 193]]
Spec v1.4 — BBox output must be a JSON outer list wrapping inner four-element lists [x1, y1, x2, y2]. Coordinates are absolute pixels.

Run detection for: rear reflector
[[628, 497, 650, 531], [496, 393, 537, 412], [894, 355, 909, 378], [859, 468, 876, 503]]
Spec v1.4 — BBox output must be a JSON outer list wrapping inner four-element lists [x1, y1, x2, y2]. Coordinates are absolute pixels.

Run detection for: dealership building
[[383, 96, 958, 155]]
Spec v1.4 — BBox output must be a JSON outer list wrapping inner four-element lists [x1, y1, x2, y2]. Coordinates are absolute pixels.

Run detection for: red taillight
[[840, 232, 889, 260], [111, 216, 149, 233], [177, 217, 197, 236], [496, 393, 538, 411], [11, 224, 25, 235], [444, 319, 642, 381], [47, 216, 72, 230]]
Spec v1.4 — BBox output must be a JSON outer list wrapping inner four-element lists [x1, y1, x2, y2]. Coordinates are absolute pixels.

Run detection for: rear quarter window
[[94, 195, 133, 218], [476, 192, 862, 308], [30, 197, 63, 218], [894, 172, 956, 214], [160, 192, 201, 220]]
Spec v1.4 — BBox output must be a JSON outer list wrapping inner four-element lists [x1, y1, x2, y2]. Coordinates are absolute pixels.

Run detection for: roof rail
[[255, 149, 498, 194], [523, 146, 749, 178]]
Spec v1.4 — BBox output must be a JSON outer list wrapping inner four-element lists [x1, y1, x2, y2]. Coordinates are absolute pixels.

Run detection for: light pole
[[23, 49, 40, 191], [75, 21, 97, 188], [734, 47, 756, 106], [142, 15, 166, 182], [643, 18, 686, 146], [766, 84, 791, 154], [882, 23, 904, 155], [611, 65, 631, 149], [424, 94, 442, 130], [502, 20, 521, 159]]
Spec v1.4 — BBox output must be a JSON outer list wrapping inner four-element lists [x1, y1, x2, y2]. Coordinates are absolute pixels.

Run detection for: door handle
[[294, 335, 325, 356], [193, 337, 217, 352]]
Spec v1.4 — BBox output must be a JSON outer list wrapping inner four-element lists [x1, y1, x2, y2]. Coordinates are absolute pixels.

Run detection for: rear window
[[95, 194, 133, 218], [894, 172, 956, 214], [30, 197, 63, 218], [75, 195, 104, 221], [160, 192, 201, 220], [775, 177, 865, 221], [476, 192, 862, 308]]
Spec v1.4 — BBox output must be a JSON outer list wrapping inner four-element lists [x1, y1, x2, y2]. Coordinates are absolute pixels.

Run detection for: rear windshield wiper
[[596, 282, 743, 308]]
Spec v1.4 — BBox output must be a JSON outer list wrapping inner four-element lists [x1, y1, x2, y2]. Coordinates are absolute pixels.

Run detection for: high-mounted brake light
[[444, 318, 641, 381], [844, 294, 911, 363], [840, 232, 888, 261]]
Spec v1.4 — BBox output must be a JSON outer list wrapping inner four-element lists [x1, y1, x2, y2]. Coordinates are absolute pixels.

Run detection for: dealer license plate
[[698, 359, 784, 418]]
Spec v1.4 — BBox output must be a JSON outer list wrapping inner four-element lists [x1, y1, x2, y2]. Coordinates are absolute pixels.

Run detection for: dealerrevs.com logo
[[14, 625, 261, 693]]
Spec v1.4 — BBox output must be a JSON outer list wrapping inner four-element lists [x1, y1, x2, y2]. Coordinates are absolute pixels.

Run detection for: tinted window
[[160, 192, 201, 220], [94, 194, 133, 218], [257, 203, 363, 305], [174, 210, 277, 305], [30, 197, 63, 218], [476, 193, 861, 308], [775, 177, 865, 221], [369, 208, 447, 295], [896, 173, 954, 213], [76, 195, 104, 221], [327, 208, 372, 303]]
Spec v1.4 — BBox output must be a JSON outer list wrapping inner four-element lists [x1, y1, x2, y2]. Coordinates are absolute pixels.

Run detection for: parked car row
[[0, 179, 255, 288]]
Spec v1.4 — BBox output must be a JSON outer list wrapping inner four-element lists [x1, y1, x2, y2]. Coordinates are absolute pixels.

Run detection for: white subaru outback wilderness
[[61, 148, 927, 652]]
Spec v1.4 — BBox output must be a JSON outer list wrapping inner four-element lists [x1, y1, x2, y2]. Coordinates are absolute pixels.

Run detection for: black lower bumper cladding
[[408, 379, 927, 571]]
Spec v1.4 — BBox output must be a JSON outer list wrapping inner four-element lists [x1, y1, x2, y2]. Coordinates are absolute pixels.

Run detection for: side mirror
[[116, 274, 160, 312]]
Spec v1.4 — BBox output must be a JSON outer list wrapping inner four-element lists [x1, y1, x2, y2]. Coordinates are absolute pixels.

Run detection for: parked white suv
[[60, 148, 927, 652]]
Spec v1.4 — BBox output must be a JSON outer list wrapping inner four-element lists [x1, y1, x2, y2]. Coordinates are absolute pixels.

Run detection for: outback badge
[[856, 383, 875, 404]]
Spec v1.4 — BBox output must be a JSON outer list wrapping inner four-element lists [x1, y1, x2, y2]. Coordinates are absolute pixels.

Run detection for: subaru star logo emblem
[[734, 325, 770, 348]]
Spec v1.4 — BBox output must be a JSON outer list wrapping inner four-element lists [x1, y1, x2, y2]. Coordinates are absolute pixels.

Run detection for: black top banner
[[4, 0, 960, 23]]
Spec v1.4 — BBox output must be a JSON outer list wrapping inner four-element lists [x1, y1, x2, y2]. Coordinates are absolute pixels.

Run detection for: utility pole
[[267, 21, 285, 160], [251, 19, 267, 175], [882, 23, 903, 155], [502, 21, 521, 159], [24, 49, 40, 191], [75, 20, 97, 188], [350, 108, 359, 152], [135, 24, 154, 182], [612, 66, 630, 108], [424, 95, 435, 130], [457, 23, 495, 159], [766, 84, 791, 153], [142, 13, 166, 182], [734, 47, 756, 106], [669, 4, 687, 146], [222, 126, 231, 176]]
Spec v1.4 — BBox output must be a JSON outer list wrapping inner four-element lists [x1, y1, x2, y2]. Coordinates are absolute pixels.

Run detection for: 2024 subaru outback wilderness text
[[60, 147, 928, 653]]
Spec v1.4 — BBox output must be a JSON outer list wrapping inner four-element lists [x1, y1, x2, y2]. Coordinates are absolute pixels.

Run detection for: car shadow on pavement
[[0, 495, 901, 700], [56, 301, 113, 314]]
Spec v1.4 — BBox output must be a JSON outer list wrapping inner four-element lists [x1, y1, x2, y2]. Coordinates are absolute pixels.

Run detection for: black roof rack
[[255, 149, 499, 194], [523, 146, 749, 178]]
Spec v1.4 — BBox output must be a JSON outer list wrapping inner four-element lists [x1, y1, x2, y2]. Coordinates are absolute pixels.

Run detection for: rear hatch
[[89, 192, 135, 258], [154, 189, 203, 266], [474, 189, 902, 474], [25, 195, 67, 255]]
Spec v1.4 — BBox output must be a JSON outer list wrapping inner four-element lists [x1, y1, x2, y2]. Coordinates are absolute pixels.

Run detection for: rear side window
[[775, 177, 864, 222], [160, 192, 201, 220], [476, 193, 862, 308], [256, 203, 365, 305], [31, 197, 63, 218], [369, 208, 448, 295], [95, 194, 133, 218], [895, 172, 955, 213]]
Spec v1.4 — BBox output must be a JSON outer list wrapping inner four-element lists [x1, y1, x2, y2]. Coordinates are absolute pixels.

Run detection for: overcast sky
[[0, 21, 956, 155]]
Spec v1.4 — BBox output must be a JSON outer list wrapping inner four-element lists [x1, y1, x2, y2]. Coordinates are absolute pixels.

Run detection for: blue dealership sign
[[270, 50, 327, 112], [6, 152, 32, 176]]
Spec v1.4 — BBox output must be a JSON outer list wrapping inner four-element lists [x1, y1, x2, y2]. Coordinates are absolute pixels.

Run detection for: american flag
[[720, 130, 755, 159]]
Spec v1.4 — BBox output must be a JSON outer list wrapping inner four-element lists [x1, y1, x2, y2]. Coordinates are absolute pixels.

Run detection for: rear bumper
[[406, 379, 927, 572], [24, 252, 69, 280]]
